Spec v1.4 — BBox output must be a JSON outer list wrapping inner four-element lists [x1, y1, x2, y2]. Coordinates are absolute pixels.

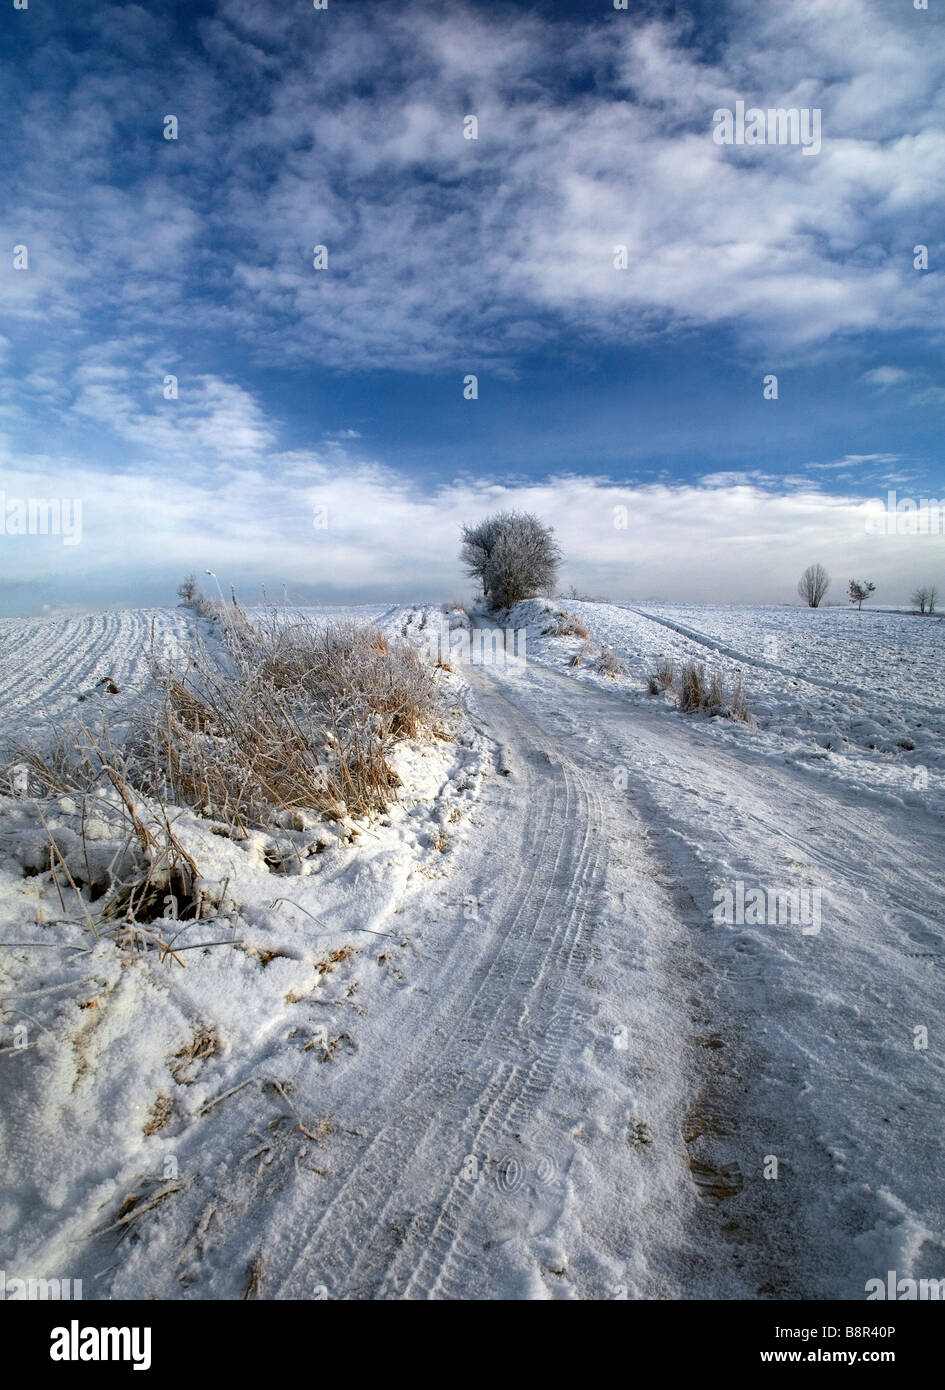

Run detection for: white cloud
[[3, 0, 943, 371], [1, 426, 939, 610], [807, 453, 900, 471], [862, 366, 910, 389], [910, 385, 945, 406], [62, 345, 278, 461]]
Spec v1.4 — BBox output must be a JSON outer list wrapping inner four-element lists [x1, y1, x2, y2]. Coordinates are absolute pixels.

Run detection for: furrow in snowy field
[[0, 609, 194, 746]]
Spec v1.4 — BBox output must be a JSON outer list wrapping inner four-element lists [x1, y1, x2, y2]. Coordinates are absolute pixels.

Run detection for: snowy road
[[256, 661, 707, 1300], [454, 651, 945, 1298], [119, 641, 944, 1298], [79, 647, 708, 1300], [2, 604, 942, 1299]]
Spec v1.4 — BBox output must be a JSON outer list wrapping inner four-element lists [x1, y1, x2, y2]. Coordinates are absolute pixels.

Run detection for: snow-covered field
[[0, 605, 394, 743], [521, 600, 945, 816], [0, 600, 942, 1300]]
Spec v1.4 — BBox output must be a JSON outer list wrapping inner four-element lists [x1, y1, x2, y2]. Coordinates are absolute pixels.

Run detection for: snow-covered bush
[[460, 511, 562, 610], [647, 657, 676, 694], [595, 648, 628, 678], [140, 614, 439, 832], [542, 609, 589, 638]]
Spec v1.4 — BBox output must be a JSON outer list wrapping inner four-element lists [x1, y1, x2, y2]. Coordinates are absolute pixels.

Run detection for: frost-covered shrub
[[595, 648, 628, 678], [460, 511, 562, 610], [647, 657, 676, 694], [542, 609, 589, 639], [140, 615, 438, 831]]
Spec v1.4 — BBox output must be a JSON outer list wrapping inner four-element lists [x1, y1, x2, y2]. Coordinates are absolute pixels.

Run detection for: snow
[[0, 609, 194, 747], [0, 600, 943, 1299], [510, 599, 945, 817]]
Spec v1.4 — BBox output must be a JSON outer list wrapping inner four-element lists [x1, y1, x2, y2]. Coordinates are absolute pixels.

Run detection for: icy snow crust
[[0, 600, 942, 1299]]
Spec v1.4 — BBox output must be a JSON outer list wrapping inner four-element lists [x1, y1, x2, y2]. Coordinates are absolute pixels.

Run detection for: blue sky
[[1, 0, 943, 614]]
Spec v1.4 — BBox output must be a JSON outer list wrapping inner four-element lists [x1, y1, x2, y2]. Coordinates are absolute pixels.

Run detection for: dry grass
[[244, 1254, 264, 1300], [595, 648, 628, 678], [143, 1093, 173, 1135], [171, 1025, 219, 1083], [647, 656, 750, 721], [678, 660, 710, 712], [728, 677, 750, 722], [542, 609, 589, 639], [568, 639, 597, 668], [647, 657, 677, 694], [137, 613, 438, 834], [707, 669, 725, 710], [3, 608, 442, 956], [7, 733, 204, 950], [679, 660, 750, 719], [313, 944, 358, 975]]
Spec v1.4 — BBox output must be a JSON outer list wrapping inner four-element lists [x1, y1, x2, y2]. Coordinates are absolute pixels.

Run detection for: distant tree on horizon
[[911, 584, 938, 615], [177, 572, 200, 605], [798, 564, 831, 608], [848, 579, 876, 611]]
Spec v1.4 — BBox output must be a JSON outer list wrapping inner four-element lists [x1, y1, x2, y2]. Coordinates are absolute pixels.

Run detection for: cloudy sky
[[2, 0, 943, 614]]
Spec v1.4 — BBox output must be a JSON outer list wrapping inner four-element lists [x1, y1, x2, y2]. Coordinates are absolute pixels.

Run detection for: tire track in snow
[[384, 712, 607, 1300], [265, 694, 610, 1299], [628, 605, 944, 719], [485, 654, 945, 1297]]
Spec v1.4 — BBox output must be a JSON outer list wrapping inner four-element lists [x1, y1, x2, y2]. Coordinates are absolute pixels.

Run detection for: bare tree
[[848, 579, 876, 610], [460, 511, 562, 610], [912, 584, 938, 615], [798, 564, 831, 608], [177, 572, 200, 604]]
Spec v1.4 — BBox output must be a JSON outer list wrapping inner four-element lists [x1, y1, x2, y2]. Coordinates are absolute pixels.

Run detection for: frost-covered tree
[[798, 564, 831, 608], [911, 584, 938, 615], [460, 511, 562, 610], [177, 572, 200, 605], [848, 579, 876, 610]]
